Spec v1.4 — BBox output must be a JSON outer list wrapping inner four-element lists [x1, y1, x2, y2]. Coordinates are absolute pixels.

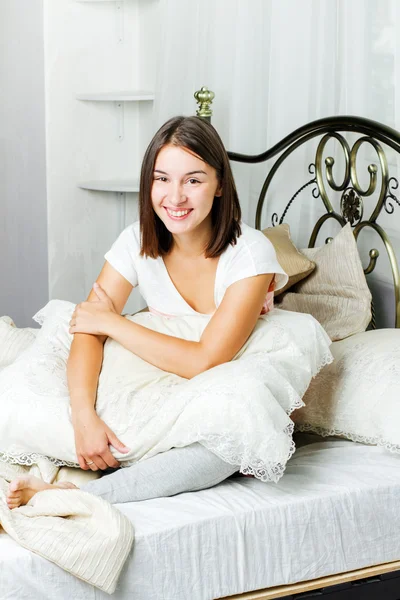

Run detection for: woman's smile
[[164, 207, 194, 220]]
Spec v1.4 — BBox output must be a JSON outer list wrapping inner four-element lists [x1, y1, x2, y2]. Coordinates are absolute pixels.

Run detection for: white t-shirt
[[104, 221, 288, 317]]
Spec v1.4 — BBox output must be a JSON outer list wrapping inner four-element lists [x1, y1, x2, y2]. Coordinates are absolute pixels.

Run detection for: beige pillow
[[262, 223, 315, 295], [292, 328, 400, 451], [277, 223, 372, 341]]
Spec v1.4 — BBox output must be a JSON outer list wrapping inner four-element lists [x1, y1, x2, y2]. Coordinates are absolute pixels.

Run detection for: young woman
[[6, 115, 288, 509]]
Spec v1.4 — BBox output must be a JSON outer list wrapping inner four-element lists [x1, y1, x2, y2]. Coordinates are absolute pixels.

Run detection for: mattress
[[1, 432, 400, 600]]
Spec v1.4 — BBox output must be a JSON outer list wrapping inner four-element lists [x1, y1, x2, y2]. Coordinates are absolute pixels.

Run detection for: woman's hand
[[69, 283, 117, 336], [72, 409, 131, 471]]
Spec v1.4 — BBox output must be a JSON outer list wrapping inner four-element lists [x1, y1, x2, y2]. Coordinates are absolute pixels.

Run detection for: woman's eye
[[155, 176, 168, 182], [187, 178, 200, 185]]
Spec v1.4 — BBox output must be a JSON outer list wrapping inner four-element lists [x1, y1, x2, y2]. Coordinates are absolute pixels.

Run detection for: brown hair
[[139, 116, 241, 258]]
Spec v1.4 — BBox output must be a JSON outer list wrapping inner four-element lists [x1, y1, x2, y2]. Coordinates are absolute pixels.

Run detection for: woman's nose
[[168, 183, 187, 206]]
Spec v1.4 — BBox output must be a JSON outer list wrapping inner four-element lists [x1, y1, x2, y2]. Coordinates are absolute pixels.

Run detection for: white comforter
[[0, 302, 332, 592]]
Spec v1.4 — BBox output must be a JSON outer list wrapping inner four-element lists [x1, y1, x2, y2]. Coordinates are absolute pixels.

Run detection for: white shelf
[[76, 91, 154, 101], [78, 180, 140, 192], [77, 1, 126, 3]]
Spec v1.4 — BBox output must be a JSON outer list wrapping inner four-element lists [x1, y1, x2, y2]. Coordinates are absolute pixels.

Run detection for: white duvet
[[0, 301, 332, 592]]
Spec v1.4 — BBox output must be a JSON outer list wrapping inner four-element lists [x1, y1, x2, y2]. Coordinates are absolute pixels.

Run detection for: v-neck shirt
[[104, 220, 288, 317]]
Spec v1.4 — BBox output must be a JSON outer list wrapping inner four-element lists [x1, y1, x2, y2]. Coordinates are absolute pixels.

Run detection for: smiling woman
[[6, 115, 293, 511]]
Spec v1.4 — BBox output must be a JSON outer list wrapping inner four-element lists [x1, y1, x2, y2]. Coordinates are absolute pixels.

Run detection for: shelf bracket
[[115, 101, 124, 141], [117, 192, 126, 231], [115, 1, 124, 43]]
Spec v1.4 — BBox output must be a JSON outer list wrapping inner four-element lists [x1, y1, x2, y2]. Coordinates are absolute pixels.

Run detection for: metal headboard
[[194, 86, 400, 328]]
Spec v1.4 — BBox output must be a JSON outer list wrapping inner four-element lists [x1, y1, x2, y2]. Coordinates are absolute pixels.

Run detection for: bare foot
[[6, 476, 78, 509]]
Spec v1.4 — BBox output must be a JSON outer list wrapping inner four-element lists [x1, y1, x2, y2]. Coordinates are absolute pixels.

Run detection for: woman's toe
[[6, 496, 21, 509], [6, 475, 48, 508], [9, 476, 30, 493]]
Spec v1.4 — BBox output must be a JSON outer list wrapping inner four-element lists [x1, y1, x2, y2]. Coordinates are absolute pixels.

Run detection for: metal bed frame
[[193, 86, 400, 600]]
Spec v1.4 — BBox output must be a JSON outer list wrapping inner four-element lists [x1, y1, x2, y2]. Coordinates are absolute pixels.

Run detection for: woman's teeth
[[166, 208, 192, 217]]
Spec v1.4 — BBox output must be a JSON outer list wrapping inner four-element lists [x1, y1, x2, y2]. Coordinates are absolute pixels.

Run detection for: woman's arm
[[67, 262, 134, 470], [100, 273, 273, 379], [67, 261, 133, 418], [67, 333, 106, 418]]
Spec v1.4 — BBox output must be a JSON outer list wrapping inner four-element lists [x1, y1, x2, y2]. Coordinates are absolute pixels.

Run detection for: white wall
[[44, 0, 150, 315], [0, 0, 48, 327]]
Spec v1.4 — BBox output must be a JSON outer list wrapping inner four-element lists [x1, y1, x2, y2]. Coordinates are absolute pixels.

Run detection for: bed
[[1, 89, 400, 600]]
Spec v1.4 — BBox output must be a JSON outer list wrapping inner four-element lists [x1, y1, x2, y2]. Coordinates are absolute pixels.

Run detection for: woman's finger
[[78, 455, 89, 470], [107, 431, 130, 454], [92, 456, 109, 471], [101, 448, 120, 469], [84, 460, 99, 472]]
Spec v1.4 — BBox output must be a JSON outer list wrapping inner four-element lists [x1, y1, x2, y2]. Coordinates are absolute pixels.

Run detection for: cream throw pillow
[[277, 223, 372, 341], [262, 223, 315, 295], [292, 328, 400, 452]]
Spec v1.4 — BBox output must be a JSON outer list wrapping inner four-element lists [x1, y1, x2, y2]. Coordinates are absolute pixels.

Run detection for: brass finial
[[194, 86, 215, 119]]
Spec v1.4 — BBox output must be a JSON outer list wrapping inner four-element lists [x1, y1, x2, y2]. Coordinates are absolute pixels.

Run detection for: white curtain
[[149, 0, 399, 323], [151, 0, 399, 238]]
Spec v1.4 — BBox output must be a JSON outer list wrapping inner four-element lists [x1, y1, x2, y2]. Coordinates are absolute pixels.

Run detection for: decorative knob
[[194, 86, 215, 119]]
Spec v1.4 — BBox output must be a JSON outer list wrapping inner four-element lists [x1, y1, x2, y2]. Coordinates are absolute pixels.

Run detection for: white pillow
[[0, 300, 332, 483], [292, 328, 400, 452], [277, 223, 372, 341], [0, 316, 38, 370]]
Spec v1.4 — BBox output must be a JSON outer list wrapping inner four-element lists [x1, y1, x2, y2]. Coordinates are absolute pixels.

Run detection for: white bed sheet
[[1, 432, 400, 600]]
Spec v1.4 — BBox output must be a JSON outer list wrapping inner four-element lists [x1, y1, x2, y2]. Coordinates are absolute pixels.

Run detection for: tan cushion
[[277, 223, 372, 341], [262, 224, 315, 295]]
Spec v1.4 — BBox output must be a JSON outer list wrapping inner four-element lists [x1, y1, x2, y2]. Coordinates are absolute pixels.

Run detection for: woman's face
[[151, 144, 222, 238]]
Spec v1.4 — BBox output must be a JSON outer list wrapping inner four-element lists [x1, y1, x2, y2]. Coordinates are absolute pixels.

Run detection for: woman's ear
[[215, 183, 223, 197]]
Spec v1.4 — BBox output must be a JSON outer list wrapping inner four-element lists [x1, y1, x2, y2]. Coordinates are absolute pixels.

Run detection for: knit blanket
[[0, 469, 134, 594], [0, 302, 333, 591]]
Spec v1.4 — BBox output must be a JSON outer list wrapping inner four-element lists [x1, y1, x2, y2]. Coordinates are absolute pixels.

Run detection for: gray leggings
[[81, 442, 239, 504]]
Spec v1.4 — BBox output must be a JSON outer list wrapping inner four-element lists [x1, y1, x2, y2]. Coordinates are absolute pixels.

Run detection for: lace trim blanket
[[0, 304, 333, 589]]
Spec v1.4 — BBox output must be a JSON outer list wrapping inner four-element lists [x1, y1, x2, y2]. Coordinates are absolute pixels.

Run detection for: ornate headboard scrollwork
[[262, 125, 400, 329], [193, 86, 400, 328]]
